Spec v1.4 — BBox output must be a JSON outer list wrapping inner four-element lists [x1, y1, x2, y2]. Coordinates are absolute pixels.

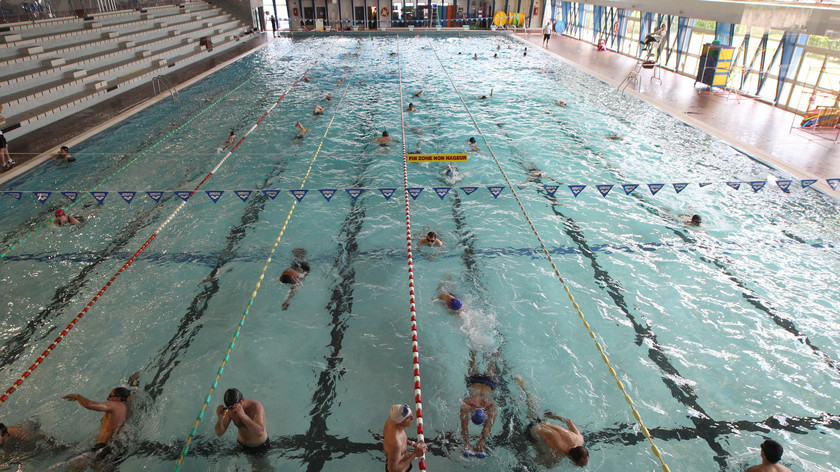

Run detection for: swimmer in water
[[54, 209, 80, 226], [337, 77, 346, 86], [313, 105, 324, 115], [323, 93, 332, 102], [479, 89, 494, 99], [468, 137, 479, 151], [371, 131, 399, 146], [679, 214, 702, 227], [473, 53, 478, 60], [414, 90, 425, 97], [295, 121, 307, 139], [606, 134, 623, 141], [556, 100, 567, 107], [303, 77, 311, 83], [406, 103, 418, 112], [52, 145, 75, 162], [223, 131, 236, 149], [280, 248, 310, 310], [418, 231, 443, 247]]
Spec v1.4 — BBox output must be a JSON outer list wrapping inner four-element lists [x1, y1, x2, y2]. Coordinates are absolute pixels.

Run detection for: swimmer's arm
[[459, 403, 473, 449], [62, 394, 112, 412], [282, 284, 299, 310], [476, 405, 497, 450], [564, 418, 580, 435], [69, 216, 80, 224], [214, 406, 232, 436]]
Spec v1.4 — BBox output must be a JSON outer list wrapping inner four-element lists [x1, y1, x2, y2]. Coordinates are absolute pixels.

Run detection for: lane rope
[[0, 44, 302, 261], [396, 35, 427, 471], [426, 42, 672, 472], [0, 42, 337, 411], [173, 38, 362, 471]]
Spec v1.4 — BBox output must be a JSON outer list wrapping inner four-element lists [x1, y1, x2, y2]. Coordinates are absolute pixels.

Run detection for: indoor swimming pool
[[0, 33, 838, 471]]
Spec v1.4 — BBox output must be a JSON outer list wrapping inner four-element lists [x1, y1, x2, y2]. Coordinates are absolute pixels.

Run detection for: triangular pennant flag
[[801, 179, 817, 189], [698, 182, 713, 187], [407, 188, 424, 200], [568, 185, 586, 197], [433, 187, 451, 199], [647, 183, 664, 195], [726, 181, 741, 190], [460, 186, 478, 195], [262, 190, 280, 200], [487, 186, 504, 198], [290, 189, 308, 202], [827, 178, 840, 190], [234, 190, 252, 202], [775, 180, 792, 192], [378, 188, 396, 200], [673, 183, 689, 194], [748, 181, 766, 193], [61, 191, 78, 202], [119, 191, 136, 204], [5, 192, 22, 200], [622, 184, 638, 195], [34, 191, 51, 204], [146, 191, 164, 202], [320, 189, 337, 201], [175, 191, 192, 201], [543, 185, 559, 197], [206, 190, 224, 203], [596, 184, 613, 197], [346, 188, 363, 200], [91, 191, 108, 204]]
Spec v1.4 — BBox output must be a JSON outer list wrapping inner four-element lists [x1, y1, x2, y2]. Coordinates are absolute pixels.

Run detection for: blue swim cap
[[471, 408, 487, 425], [449, 298, 462, 310]]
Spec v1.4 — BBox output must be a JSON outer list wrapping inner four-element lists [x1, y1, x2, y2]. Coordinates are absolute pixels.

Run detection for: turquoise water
[[0, 34, 838, 471]]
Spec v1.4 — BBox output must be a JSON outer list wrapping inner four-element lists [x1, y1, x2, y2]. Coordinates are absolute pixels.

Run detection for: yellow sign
[[407, 154, 468, 162]]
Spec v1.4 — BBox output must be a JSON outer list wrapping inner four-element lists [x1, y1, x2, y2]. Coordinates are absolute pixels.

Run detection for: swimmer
[[444, 164, 461, 183], [473, 53, 478, 60], [337, 77, 346, 86], [418, 231, 443, 247], [479, 89, 494, 100], [303, 77, 311, 83], [323, 93, 332, 102], [439, 292, 463, 311], [414, 90, 425, 97], [54, 209, 80, 225], [60, 387, 131, 470], [468, 137, 479, 151], [606, 134, 623, 141], [406, 103, 418, 112], [390, 52, 397, 56], [280, 248, 310, 310], [556, 100, 567, 107], [295, 121, 307, 139], [746, 439, 792, 472], [371, 131, 399, 146], [493, 53, 498, 58], [313, 105, 324, 115], [223, 130, 236, 148], [384, 404, 427, 472], [52, 145, 76, 162], [461, 350, 498, 455], [214, 388, 269, 456], [679, 214, 702, 226]]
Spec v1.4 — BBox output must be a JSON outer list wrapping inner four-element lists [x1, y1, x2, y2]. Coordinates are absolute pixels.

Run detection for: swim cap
[[55, 209, 65, 216], [382, 131, 389, 137], [390, 403, 411, 423], [471, 409, 488, 425], [448, 298, 462, 310], [224, 388, 243, 407], [469, 137, 476, 143], [61, 146, 69, 151], [761, 440, 784, 463]]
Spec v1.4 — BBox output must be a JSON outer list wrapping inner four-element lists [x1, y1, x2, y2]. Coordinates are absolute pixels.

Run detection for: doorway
[[368, 6, 377, 29]]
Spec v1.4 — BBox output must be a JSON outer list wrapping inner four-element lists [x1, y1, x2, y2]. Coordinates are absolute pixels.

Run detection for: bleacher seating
[[0, 1, 248, 139]]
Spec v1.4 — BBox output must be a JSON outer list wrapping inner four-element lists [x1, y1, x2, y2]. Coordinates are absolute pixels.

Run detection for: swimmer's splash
[[407, 153, 469, 162]]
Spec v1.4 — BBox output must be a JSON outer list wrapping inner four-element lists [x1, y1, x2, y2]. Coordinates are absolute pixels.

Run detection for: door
[[303, 7, 315, 27], [354, 6, 365, 26], [368, 6, 377, 29]]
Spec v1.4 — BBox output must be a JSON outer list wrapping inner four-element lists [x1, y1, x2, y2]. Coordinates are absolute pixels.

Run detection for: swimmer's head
[[761, 440, 784, 463], [469, 137, 476, 144], [448, 298, 462, 310], [230, 131, 235, 136], [691, 214, 702, 225], [55, 209, 65, 217], [382, 131, 389, 137], [570, 446, 589, 466], [280, 272, 295, 284], [109, 387, 130, 402], [471, 408, 487, 425], [390, 403, 412, 424], [427, 232, 436, 241], [224, 388, 243, 408], [60, 146, 69, 152], [0, 423, 8, 446]]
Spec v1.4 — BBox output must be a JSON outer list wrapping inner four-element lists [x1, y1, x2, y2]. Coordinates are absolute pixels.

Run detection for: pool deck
[[517, 31, 840, 195]]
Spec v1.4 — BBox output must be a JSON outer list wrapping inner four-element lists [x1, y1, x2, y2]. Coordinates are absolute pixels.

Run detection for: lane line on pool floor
[[173, 37, 364, 471], [396, 35, 428, 471], [0, 41, 340, 414], [426, 40, 672, 472]]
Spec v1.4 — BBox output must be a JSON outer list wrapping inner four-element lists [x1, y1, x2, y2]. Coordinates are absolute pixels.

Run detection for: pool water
[[0, 34, 838, 471]]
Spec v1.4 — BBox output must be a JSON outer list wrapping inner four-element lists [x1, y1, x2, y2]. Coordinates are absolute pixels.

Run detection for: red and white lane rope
[[0, 39, 340, 410], [396, 35, 427, 471]]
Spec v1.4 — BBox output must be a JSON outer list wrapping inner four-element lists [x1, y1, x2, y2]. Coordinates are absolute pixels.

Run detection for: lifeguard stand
[[620, 38, 662, 92]]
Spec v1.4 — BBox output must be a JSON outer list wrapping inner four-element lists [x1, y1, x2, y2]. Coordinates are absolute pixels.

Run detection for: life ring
[[381, 7, 389, 17], [493, 11, 507, 26]]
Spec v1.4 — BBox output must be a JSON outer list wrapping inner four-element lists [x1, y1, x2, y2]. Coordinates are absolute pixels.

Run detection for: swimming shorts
[[0, 135, 6, 148], [386, 462, 412, 472], [544, 33, 551, 40], [238, 438, 270, 456], [467, 374, 497, 390], [525, 417, 545, 435], [291, 260, 310, 273]]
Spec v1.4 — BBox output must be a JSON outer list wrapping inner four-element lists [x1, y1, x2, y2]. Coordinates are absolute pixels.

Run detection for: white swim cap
[[390, 403, 411, 423]]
